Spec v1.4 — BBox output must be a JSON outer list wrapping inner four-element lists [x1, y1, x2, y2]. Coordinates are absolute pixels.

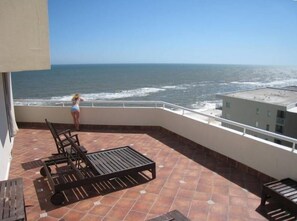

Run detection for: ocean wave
[[50, 84, 197, 101], [50, 87, 165, 101], [162, 83, 195, 90], [15, 85, 195, 104], [191, 100, 221, 112], [14, 99, 67, 106], [230, 79, 297, 88]]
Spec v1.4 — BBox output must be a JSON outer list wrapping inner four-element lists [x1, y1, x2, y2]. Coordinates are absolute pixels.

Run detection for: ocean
[[12, 64, 297, 110]]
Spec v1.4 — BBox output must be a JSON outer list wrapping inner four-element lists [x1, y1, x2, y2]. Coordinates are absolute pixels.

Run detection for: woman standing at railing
[[71, 93, 84, 130]]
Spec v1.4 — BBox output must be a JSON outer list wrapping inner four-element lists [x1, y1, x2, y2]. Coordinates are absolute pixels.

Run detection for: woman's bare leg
[[71, 111, 80, 130], [75, 111, 80, 130], [71, 112, 76, 129]]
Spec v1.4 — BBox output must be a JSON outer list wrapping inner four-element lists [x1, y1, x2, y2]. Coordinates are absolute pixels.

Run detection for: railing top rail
[[14, 99, 297, 145]]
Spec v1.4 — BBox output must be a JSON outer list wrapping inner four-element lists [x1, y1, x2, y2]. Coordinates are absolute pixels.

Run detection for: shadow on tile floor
[[33, 171, 152, 211]]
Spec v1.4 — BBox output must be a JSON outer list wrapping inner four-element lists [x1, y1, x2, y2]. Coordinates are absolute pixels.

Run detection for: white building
[[0, 0, 50, 180], [217, 87, 297, 146]]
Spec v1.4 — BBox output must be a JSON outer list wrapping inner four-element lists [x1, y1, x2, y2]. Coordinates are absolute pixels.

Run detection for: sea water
[[12, 64, 297, 110]]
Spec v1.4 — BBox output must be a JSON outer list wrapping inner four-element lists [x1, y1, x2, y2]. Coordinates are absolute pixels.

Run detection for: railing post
[[292, 142, 296, 152], [243, 127, 246, 135], [208, 117, 211, 124]]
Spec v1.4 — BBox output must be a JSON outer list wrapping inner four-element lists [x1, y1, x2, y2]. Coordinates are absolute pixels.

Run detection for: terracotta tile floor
[[8, 127, 292, 220]]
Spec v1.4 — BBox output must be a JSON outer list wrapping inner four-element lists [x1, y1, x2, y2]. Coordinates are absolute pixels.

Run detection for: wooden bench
[[0, 178, 26, 221], [261, 178, 297, 213]]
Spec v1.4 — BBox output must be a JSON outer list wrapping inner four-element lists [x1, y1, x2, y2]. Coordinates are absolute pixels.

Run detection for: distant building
[[217, 87, 297, 146]]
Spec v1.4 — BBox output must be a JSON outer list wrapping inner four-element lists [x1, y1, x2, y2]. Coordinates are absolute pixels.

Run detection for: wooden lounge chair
[[45, 119, 86, 155], [261, 178, 297, 214], [40, 134, 156, 205]]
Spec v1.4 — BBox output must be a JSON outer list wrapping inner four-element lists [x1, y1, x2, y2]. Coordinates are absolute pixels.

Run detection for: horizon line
[[50, 62, 297, 67]]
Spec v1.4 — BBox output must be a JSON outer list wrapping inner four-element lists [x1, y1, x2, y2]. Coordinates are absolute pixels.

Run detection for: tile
[[99, 195, 119, 206], [131, 200, 154, 213], [89, 204, 112, 216], [61, 210, 85, 220], [47, 207, 70, 218], [230, 196, 248, 207], [73, 199, 95, 211], [196, 182, 213, 193], [81, 214, 104, 221], [176, 189, 195, 199], [105, 206, 128, 220], [114, 197, 135, 210], [124, 211, 146, 221], [149, 204, 170, 215], [188, 210, 208, 220], [228, 205, 249, 218]]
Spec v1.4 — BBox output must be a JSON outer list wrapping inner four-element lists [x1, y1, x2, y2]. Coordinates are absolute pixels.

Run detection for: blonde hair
[[72, 93, 80, 100]]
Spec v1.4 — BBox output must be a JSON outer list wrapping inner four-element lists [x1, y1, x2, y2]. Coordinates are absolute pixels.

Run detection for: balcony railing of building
[[14, 99, 297, 151]]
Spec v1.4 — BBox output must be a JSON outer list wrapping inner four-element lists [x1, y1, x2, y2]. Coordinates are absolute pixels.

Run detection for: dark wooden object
[[41, 135, 156, 205], [45, 119, 86, 155], [261, 178, 297, 213], [0, 178, 26, 221], [147, 210, 190, 221]]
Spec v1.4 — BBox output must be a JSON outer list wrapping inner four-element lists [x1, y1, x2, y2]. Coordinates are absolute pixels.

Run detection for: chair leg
[[261, 192, 268, 206], [152, 167, 156, 179]]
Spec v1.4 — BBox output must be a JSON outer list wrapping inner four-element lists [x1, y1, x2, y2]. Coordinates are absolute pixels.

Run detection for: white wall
[[15, 105, 297, 180], [0, 76, 13, 180], [14, 106, 160, 126], [0, 0, 50, 72]]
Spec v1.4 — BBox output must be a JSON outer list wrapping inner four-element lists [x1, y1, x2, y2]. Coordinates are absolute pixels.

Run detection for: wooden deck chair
[[40, 134, 156, 205], [45, 119, 86, 155]]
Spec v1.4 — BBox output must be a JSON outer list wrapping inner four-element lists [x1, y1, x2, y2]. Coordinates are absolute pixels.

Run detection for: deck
[[8, 126, 290, 220]]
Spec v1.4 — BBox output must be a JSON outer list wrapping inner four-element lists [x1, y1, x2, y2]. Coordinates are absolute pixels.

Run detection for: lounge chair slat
[[87, 154, 114, 174], [125, 148, 152, 165]]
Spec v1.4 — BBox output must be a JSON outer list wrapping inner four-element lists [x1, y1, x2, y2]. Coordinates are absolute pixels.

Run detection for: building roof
[[218, 87, 297, 108]]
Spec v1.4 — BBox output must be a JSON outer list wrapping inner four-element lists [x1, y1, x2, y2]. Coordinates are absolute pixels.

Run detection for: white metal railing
[[14, 99, 297, 151]]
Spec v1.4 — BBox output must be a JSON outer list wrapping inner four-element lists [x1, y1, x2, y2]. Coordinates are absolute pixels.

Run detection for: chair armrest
[[61, 134, 80, 146], [57, 129, 72, 136], [71, 134, 80, 146]]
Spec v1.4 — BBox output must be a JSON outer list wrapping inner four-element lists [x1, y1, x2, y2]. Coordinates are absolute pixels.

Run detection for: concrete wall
[[15, 106, 160, 126], [0, 0, 50, 72], [15, 105, 297, 180]]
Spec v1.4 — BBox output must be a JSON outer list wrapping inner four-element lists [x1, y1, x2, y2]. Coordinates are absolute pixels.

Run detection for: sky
[[48, 0, 297, 66]]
